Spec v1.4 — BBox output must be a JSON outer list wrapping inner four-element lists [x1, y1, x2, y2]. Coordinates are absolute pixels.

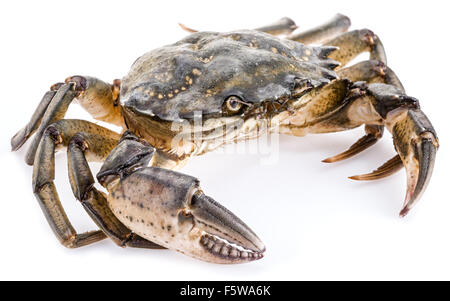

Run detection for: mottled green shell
[[121, 30, 339, 121]]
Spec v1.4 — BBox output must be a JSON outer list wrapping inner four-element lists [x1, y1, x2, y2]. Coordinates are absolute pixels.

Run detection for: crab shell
[[121, 30, 339, 122]]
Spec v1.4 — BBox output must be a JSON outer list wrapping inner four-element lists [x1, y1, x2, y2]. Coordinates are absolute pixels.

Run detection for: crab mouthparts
[[200, 233, 264, 261]]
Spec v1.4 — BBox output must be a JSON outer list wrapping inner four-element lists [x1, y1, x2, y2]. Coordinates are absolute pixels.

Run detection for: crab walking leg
[[337, 60, 404, 91], [287, 14, 351, 44], [11, 90, 56, 151], [321, 124, 384, 163], [349, 85, 438, 216], [324, 63, 406, 173], [254, 17, 298, 36], [11, 77, 123, 165], [67, 131, 164, 249], [325, 29, 387, 67], [349, 155, 403, 181], [32, 120, 118, 247], [32, 119, 163, 249], [179, 17, 298, 36], [276, 79, 355, 136], [322, 60, 405, 163], [277, 81, 438, 215], [368, 86, 438, 216], [22, 83, 76, 165]]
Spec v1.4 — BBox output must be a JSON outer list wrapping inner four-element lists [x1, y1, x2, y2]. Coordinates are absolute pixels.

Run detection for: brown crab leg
[[349, 155, 403, 181], [11, 90, 56, 151], [322, 125, 384, 163], [67, 130, 165, 249], [254, 17, 298, 36], [178, 23, 198, 33], [287, 14, 351, 44], [280, 81, 438, 215], [12, 77, 123, 165], [337, 60, 404, 91], [386, 108, 438, 216], [32, 120, 113, 247], [342, 83, 437, 216], [23, 83, 77, 165], [179, 17, 298, 36], [322, 60, 404, 163], [33, 119, 164, 249], [325, 29, 387, 68]]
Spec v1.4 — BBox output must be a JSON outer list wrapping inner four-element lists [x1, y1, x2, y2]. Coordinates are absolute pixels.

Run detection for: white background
[[1, 0, 449, 280]]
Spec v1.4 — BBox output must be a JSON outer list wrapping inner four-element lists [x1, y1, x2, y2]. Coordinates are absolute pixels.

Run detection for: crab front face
[[120, 30, 339, 154]]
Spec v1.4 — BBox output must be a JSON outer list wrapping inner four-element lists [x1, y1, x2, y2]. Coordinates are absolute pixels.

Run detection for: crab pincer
[[389, 109, 438, 216], [348, 84, 439, 216], [97, 132, 265, 263]]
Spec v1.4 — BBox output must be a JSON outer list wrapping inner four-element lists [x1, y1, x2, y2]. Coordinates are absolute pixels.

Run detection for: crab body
[[11, 14, 438, 264], [121, 30, 339, 157]]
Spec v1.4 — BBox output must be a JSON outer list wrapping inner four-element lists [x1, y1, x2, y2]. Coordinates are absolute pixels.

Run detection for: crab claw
[[100, 144, 265, 263], [186, 190, 266, 262], [388, 108, 439, 217]]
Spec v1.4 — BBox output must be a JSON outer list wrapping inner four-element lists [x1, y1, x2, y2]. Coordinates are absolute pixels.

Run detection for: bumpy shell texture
[[121, 30, 339, 121]]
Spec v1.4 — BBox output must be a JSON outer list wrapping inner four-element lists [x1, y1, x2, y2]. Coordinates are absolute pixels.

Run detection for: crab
[[11, 14, 438, 264]]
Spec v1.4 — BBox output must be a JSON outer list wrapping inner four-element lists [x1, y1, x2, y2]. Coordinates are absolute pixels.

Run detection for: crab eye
[[223, 96, 245, 114]]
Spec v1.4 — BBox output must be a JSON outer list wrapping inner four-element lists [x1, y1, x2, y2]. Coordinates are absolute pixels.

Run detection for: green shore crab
[[11, 14, 438, 263]]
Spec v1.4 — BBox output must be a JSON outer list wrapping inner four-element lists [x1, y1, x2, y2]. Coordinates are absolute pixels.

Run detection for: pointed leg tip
[[321, 133, 380, 165], [348, 175, 362, 181], [11, 129, 27, 152], [399, 207, 410, 217], [178, 23, 197, 33], [322, 157, 335, 163], [11, 140, 19, 152]]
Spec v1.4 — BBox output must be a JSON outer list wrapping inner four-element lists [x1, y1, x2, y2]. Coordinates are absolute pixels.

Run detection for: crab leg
[[11, 90, 56, 151], [97, 131, 266, 263], [23, 83, 77, 165], [67, 130, 164, 249], [254, 17, 298, 36], [32, 119, 163, 249], [349, 155, 403, 181], [279, 80, 438, 215], [323, 60, 404, 163], [384, 105, 438, 216], [328, 58, 437, 205], [11, 77, 123, 165], [337, 60, 404, 91], [322, 125, 384, 163], [32, 119, 118, 247], [288, 14, 351, 44], [325, 29, 387, 67], [345, 83, 438, 216], [179, 17, 298, 36]]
